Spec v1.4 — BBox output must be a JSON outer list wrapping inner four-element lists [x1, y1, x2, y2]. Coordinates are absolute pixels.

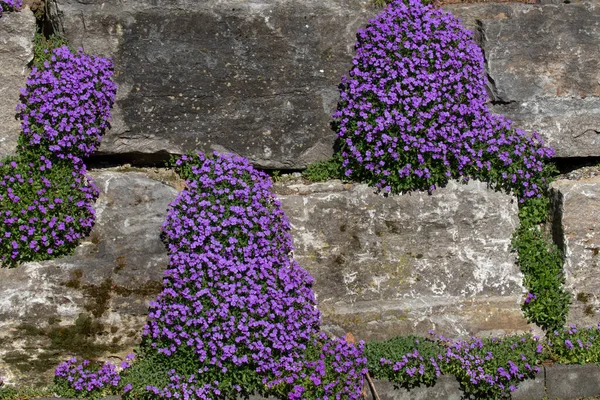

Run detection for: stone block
[[546, 363, 600, 399], [551, 176, 600, 326], [0, 9, 36, 157], [481, 3, 600, 158], [53, 0, 379, 168], [276, 179, 530, 341]]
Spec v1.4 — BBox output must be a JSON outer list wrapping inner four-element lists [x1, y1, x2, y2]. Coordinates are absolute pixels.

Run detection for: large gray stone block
[[0, 170, 178, 386], [275, 179, 530, 341], [53, 0, 378, 168], [480, 3, 600, 158], [0, 8, 36, 157], [545, 364, 600, 400], [551, 176, 600, 326]]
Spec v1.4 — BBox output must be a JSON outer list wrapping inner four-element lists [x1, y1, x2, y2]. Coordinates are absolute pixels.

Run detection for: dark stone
[[53, 0, 379, 168]]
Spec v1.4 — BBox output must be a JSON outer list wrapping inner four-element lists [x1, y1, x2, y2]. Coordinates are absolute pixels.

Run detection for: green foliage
[[118, 347, 180, 400], [0, 384, 54, 400], [512, 196, 570, 332], [302, 154, 344, 182], [365, 335, 442, 389], [31, 31, 69, 70], [120, 344, 266, 399], [548, 324, 600, 365]]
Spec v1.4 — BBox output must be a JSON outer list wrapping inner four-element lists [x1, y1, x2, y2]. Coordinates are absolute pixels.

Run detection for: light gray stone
[[546, 364, 600, 400], [0, 8, 36, 157], [275, 179, 531, 341], [0, 170, 178, 386], [511, 369, 545, 400], [480, 3, 600, 158], [550, 176, 600, 326]]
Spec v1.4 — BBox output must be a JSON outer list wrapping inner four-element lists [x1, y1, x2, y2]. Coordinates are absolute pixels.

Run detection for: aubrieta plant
[[439, 333, 544, 399], [54, 355, 134, 399], [266, 332, 367, 400], [512, 196, 569, 332], [0, 151, 98, 267], [366, 335, 443, 389], [333, 0, 554, 199], [367, 332, 545, 399], [0, 45, 116, 267], [135, 152, 365, 399], [0, 0, 21, 16], [548, 323, 600, 364], [17, 46, 117, 161]]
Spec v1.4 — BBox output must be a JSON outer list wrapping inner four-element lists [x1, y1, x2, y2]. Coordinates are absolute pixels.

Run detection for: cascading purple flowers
[[142, 152, 365, 398], [17, 46, 117, 161], [334, 0, 554, 199], [0, 0, 21, 16], [0, 45, 116, 267], [0, 153, 98, 267]]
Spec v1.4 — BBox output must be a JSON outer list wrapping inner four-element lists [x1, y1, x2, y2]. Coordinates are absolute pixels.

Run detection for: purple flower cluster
[[549, 323, 600, 364], [54, 355, 134, 399], [435, 332, 543, 397], [266, 332, 367, 400], [0, 46, 116, 267], [0, 0, 21, 16], [143, 152, 366, 398], [372, 332, 545, 397], [380, 347, 441, 385], [17, 46, 117, 161], [334, 0, 554, 198], [0, 154, 98, 267]]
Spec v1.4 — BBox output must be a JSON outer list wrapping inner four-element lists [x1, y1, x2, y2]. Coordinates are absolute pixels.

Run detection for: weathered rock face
[[551, 175, 600, 327], [52, 0, 377, 168], [0, 9, 36, 158], [479, 3, 600, 158], [275, 179, 530, 341], [0, 170, 179, 386]]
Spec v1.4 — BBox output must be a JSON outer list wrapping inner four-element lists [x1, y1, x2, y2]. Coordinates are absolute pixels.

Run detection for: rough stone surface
[[546, 363, 600, 400], [0, 170, 177, 386], [511, 369, 546, 400], [0, 8, 36, 158], [50, 1, 600, 166], [53, 0, 379, 168], [550, 176, 600, 326], [364, 376, 462, 400], [481, 3, 600, 158], [275, 179, 530, 341]]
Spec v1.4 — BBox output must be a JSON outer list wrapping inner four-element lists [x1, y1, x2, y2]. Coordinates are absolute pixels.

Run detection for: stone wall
[[0, 0, 599, 386]]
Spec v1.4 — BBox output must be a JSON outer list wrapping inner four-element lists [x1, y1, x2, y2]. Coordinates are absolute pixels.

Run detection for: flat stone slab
[[0, 8, 36, 157], [481, 3, 600, 158], [0, 170, 178, 386], [551, 175, 600, 326], [54, 0, 379, 168], [546, 363, 600, 400], [276, 179, 530, 341]]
